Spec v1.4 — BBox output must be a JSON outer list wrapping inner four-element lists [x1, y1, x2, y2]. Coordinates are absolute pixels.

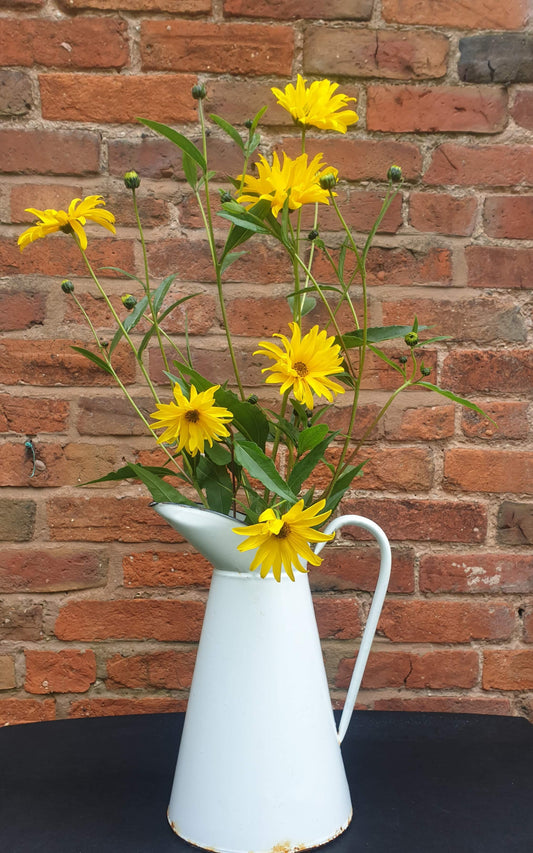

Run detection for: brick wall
[[0, 0, 532, 725]]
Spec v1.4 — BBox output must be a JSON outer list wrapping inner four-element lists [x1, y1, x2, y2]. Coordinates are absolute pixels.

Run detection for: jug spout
[[151, 502, 254, 574]]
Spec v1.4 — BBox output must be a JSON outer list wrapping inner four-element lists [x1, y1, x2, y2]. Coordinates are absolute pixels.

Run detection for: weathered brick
[[0, 18, 128, 68], [512, 89, 533, 130], [0, 547, 107, 592], [339, 649, 479, 690], [9, 184, 83, 222], [420, 552, 533, 594], [0, 602, 42, 641], [367, 85, 507, 133], [444, 448, 533, 495], [483, 650, 533, 690], [314, 597, 361, 639], [382, 0, 528, 29], [459, 35, 533, 84], [279, 136, 422, 182], [466, 246, 533, 289], [341, 498, 487, 543], [497, 502, 533, 546], [0, 655, 16, 690], [54, 599, 205, 641], [205, 78, 297, 126], [0, 289, 45, 331], [0, 498, 35, 541], [310, 545, 414, 594], [0, 699, 55, 726], [409, 192, 477, 236], [316, 246, 452, 288], [123, 549, 212, 587], [424, 144, 533, 187], [47, 496, 181, 543], [483, 196, 533, 239], [0, 393, 69, 433], [25, 650, 97, 694], [77, 396, 154, 436], [304, 27, 448, 79], [69, 697, 186, 718], [1, 0, 43, 7], [313, 446, 433, 492], [383, 402, 455, 441], [461, 401, 529, 440], [338, 650, 411, 689], [40, 73, 198, 124], [1, 235, 134, 278], [373, 696, 512, 715], [224, 0, 373, 18], [0, 70, 32, 116], [108, 135, 244, 181], [0, 129, 100, 175], [441, 350, 533, 396], [526, 610, 533, 642], [378, 600, 514, 643], [106, 650, 196, 690], [141, 20, 293, 76], [0, 340, 135, 387]]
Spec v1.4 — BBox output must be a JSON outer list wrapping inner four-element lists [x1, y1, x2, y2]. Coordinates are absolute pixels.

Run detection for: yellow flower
[[237, 151, 338, 218], [271, 75, 358, 133], [255, 323, 345, 410], [233, 499, 334, 582], [150, 384, 233, 456], [18, 195, 116, 252]]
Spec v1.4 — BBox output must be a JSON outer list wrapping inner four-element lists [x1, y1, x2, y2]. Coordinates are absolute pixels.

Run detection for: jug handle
[[314, 514, 391, 743]]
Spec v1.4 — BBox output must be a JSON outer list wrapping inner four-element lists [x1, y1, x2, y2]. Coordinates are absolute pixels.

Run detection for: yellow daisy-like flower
[[233, 499, 334, 582], [17, 195, 116, 252], [237, 151, 338, 218], [255, 323, 345, 410], [271, 75, 359, 133], [149, 384, 233, 456]]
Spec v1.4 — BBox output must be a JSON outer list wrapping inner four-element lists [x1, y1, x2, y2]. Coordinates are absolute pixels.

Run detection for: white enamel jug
[[153, 503, 391, 853]]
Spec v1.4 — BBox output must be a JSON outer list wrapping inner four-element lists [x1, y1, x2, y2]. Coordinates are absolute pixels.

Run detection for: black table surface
[[0, 710, 532, 853]]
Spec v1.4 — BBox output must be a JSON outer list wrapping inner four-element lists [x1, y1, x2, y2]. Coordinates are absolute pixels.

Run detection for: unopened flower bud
[[398, 355, 408, 364], [192, 83, 207, 100], [244, 119, 253, 129], [387, 164, 403, 184], [421, 366, 431, 376], [219, 190, 233, 203], [404, 331, 418, 348], [319, 172, 337, 191], [247, 394, 259, 405], [61, 279, 74, 294], [308, 229, 319, 241], [124, 170, 140, 190], [122, 293, 137, 310]]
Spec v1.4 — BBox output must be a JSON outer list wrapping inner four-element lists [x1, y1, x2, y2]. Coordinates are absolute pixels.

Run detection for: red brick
[[341, 498, 487, 543], [47, 496, 182, 543], [224, 0, 373, 18], [525, 610, 533, 642], [484, 195, 533, 239], [466, 246, 533, 289], [141, 20, 293, 76], [0, 441, 117, 487], [383, 402, 455, 441], [483, 650, 533, 690], [420, 553, 533, 594], [382, 0, 528, 29], [367, 85, 507, 133], [338, 650, 412, 689], [314, 597, 361, 639], [0, 656, 16, 690], [409, 192, 477, 236], [373, 696, 512, 715], [280, 136, 422, 182], [69, 697, 186, 717], [512, 89, 533, 130], [0, 129, 100, 175], [461, 401, 529, 440], [296, 188, 403, 234], [0, 394, 69, 433], [407, 650, 479, 689], [78, 396, 154, 437], [25, 650, 96, 694], [40, 73, 198, 124], [441, 350, 533, 396], [0, 18, 128, 68], [311, 545, 414, 594], [304, 27, 448, 79], [0, 699, 55, 726], [313, 246, 452, 288], [0, 498, 36, 541], [0, 289, 45, 330], [0, 603, 42, 641], [108, 135, 244, 181], [54, 599, 205, 641], [330, 446, 432, 492], [205, 78, 295, 126], [0, 548, 107, 592], [378, 600, 514, 643], [0, 339, 135, 387], [123, 549, 212, 587], [444, 448, 533, 495], [106, 650, 196, 690], [1, 235, 134, 277], [424, 144, 533, 187]]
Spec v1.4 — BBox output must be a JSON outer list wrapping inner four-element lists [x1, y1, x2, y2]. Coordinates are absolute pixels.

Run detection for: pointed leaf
[[108, 294, 149, 356], [71, 346, 112, 375], [209, 114, 245, 150], [182, 151, 199, 188], [298, 424, 330, 456], [138, 118, 206, 171], [288, 433, 338, 495], [127, 462, 197, 504], [233, 441, 297, 504], [215, 388, 269, 449], [152, 274, 177, 314], [417, 383, 496, 421]]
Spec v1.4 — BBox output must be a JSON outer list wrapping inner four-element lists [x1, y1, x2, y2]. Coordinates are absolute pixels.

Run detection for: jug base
[[167, 809, 353, 853]]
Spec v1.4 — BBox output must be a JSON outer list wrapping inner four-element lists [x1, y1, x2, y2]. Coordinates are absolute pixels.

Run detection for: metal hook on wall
[[24, 439, 37, 478]]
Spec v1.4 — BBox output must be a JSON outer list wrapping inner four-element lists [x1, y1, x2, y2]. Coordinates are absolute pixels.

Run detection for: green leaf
[[249, 105, 267, 134], [138, 118, 206, 172], [341, 325, 427, 348], [220, 251, 247, 274], [368, 344, 406, 375], [205, 442, 232, 466], [218, 211, 270, 233], [288, 433, 338, 495], [172, 361, 213, 393], [100, 267, 145, 285], [152, 274, 178, 314], [209, 113, 245, 150], [298, 424, 330, 456], [127, 462, 197, 504], [233, 440, 297, 504], [324, 462, 366, 516], [416, 383, 496, 421], [85, 463, 182, 485], [71, 346, 113, 375], [215, 388, 269, 449], [197, 457, 233, 515], [108, 294, 149, 356], [220, 199, 275, 258], [288, 294, 316, 318], [182, 151, 199, 188]]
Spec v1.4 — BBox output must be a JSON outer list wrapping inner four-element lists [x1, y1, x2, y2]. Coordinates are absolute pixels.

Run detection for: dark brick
[[0, 70, 32, 117], [497, 502, 533, 545], [459, 35, 533, 84], [0, 498, 35, 541]]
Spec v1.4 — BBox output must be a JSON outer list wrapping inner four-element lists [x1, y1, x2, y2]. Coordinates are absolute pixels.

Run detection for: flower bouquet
[[18, 76, 486, 582]]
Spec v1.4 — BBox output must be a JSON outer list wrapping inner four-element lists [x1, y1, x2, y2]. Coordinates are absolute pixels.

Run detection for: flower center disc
[[294, 361, 309, 377], [185, 409, 200, 423], [276, 522, 290, 539]]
